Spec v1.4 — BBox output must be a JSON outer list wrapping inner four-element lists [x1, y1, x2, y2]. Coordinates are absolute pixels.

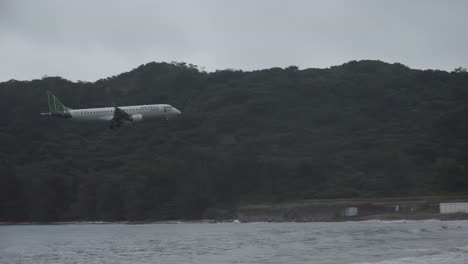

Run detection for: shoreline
[[3, 196, 468, 225], [2, 213, 468, 225]]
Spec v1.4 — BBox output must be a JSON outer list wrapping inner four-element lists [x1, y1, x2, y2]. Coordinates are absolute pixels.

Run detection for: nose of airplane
[[174, 108, 182, 115]]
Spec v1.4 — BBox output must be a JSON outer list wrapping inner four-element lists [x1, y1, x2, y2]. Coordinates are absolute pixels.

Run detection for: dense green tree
[[1, 60, 468, 221]]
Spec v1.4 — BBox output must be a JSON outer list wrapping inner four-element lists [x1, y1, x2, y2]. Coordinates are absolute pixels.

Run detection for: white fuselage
[[69, 104, 181, 121]]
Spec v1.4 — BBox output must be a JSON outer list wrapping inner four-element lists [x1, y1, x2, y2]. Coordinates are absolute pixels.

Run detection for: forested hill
[[1, 60, 468, 222]]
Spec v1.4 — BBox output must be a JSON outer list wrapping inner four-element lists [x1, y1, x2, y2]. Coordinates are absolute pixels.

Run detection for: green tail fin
[[47, 91, 71, 113]]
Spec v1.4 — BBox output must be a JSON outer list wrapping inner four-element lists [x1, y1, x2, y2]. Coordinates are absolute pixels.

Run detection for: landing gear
[[109, 119, 123, 129]]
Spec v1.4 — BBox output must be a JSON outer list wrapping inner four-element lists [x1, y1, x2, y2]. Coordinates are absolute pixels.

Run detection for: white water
[[1, 220, 467, 264]]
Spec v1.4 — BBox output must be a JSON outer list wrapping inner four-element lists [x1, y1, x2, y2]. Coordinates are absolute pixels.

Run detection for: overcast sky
[[1, 0, 467, 82]]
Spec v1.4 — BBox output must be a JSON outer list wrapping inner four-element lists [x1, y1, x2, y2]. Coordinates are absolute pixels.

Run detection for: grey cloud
[[1, 0, 467, 81]]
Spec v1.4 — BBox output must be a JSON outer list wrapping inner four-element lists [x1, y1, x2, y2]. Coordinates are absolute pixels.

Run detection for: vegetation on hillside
[[1, 60, 468, 221]]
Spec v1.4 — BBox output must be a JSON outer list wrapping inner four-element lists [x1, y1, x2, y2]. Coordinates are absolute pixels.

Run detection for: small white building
[[440, 202, 468, 214], [344, 207, 359, 217]]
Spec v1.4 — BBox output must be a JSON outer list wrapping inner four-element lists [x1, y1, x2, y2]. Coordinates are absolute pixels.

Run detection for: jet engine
[[121, 114, 144, 127], [131, 114, 143, 122], [110, 109, 144, 128]]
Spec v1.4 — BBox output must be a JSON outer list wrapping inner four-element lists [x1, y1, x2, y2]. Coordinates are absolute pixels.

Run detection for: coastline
[[235, 195, 468, 222], [2, 214, 468, 225], [3, 196, 468, 225], [2, 215, 468, 225]]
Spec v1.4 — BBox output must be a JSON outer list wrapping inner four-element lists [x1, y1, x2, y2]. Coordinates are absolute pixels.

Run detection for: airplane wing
[[98, 115, 114, 121], [109, 106, 133, 129]]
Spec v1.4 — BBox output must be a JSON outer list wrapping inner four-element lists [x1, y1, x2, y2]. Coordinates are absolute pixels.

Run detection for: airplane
[[40, 91, 181, 129]]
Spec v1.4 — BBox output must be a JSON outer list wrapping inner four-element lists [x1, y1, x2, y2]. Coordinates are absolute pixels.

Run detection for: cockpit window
[[164, 105, 172, 112]]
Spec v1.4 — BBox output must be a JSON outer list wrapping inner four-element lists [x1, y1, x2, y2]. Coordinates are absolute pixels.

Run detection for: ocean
[[1, 220, 467, 264]]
